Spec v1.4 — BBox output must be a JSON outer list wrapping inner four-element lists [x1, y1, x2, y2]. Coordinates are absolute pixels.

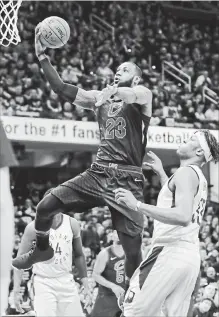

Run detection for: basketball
[[39, 16, 70, 49]]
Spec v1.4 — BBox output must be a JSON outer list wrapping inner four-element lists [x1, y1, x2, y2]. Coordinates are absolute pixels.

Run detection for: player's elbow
[[179, 218, 190, 227], [178, 208, 192, 227], [52, 81, 64, 95]]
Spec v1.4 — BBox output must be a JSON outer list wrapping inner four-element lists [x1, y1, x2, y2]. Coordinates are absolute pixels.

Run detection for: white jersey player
[[13, 201, 92, 316], [114, 130, 219, 317]]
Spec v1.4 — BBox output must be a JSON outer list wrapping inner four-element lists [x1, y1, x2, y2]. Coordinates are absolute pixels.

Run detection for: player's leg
[[36, 169, 105, 250], [57, 276, 85, 317], [164, 264, 200, 317], [91, 293, 120, 317], [33, 278, 57, 317], [13, 169, 105, 269], [57, 299, 84, 317], [117, 230, 142, 282], [35, 193, 64, 249], [187, 271, 201, 317], [129, 245, 200, 317], [104, 167, 144, 281]]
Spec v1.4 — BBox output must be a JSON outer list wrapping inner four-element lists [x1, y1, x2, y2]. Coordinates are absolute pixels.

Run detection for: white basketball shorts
[[123, 241, 200, 317], [33, 274, 84, 317]]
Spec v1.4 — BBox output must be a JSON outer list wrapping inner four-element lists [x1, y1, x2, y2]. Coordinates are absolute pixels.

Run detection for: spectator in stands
[[194, 71, 212, 92], [45, 90, 62, 118], [82, 220, 101, 258], [96, 59, 114, 84], [205, 104, 219, 122], [192, 298, 215, 317], [195, 104, 206, 126]]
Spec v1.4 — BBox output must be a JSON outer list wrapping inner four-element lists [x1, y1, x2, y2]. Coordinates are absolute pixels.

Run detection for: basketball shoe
[[12, 245, 54, 270]]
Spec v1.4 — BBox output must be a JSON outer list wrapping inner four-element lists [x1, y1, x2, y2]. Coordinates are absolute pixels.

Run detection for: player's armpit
[[174, 167, 199, 225]]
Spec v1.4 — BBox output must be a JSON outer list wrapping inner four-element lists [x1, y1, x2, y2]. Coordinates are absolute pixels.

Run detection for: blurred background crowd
[[0, 1, 219, 129], [6, 165, 219, 317]]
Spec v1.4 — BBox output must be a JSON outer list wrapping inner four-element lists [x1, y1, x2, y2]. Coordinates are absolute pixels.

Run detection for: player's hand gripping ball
[[39, 16, 70, 48]]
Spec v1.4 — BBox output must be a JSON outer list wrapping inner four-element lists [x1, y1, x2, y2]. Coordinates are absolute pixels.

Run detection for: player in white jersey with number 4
[[114, 130, 219, 317], [13, 190, 92, 317]]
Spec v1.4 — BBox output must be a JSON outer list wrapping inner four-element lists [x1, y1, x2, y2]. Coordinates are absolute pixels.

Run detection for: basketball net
[[0, 0, 23, 47]]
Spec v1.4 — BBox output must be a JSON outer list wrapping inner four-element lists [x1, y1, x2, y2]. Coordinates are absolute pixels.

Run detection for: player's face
[[200, 300, 212, 312], [176, 134, 202, 160], [114, 63, 137, 87]]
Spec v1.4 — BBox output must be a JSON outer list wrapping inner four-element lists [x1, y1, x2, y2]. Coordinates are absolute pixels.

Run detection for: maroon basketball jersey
[[99, 246, 125, 296], [95, 97, 150, 167]]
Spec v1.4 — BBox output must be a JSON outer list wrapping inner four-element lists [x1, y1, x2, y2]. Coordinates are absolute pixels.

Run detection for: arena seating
[[0, 1, 218, 129]]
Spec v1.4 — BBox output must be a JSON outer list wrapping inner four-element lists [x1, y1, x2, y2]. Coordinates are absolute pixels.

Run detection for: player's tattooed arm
[[39, 58, 99, 109], [35, 28, 99, 109]]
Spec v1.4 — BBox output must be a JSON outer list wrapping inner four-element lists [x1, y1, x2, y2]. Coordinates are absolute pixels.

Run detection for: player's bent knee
[[37, 193, 59, 217]]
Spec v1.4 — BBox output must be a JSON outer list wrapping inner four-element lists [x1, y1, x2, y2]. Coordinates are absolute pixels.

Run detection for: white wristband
[[38, 53, 47, 61], [135, 201, 142, 212]]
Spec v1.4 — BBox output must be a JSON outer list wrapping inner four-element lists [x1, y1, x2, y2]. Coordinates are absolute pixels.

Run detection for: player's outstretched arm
[[35, 28, 99, 110], [115, 167, 199, 226], [95, 85, 152, 117]]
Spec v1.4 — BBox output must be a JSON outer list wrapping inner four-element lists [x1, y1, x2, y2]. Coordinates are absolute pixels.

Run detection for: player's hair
[[128, 62, 142, 78], [201, 130, 219, 163]]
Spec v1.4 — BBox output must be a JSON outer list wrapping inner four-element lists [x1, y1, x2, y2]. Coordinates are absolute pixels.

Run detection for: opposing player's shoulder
[[97, 247, 109, 262], [174, 166, 199, 187]]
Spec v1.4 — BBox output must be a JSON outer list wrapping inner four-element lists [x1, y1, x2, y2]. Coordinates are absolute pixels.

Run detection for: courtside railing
[[90, 14, 115, 41], [203, 86, 218, 105], [162, 61, 192, 92]]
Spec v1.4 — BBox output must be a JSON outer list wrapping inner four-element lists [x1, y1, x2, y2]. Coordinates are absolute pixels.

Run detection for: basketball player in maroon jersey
[[13, 26, 152, 291], [91, 231, 125, 317]]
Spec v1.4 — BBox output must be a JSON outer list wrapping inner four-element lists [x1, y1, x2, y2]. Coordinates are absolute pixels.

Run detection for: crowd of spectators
[[0, 1, 218, 129], [5, 166, 219, 317]]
